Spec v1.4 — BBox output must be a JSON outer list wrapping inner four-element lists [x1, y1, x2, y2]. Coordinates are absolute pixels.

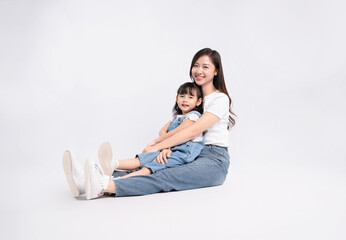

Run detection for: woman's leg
[[105, 145, 230, 197], [103, 180, 116, 194], [102, 167, 151, 193]]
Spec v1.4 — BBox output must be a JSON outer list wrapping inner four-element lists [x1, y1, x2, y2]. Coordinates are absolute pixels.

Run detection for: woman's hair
[[172, 82, 204, 116], [189, 48, 236, 127]]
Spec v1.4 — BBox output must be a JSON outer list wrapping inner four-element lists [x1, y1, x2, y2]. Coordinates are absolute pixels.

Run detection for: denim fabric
[[137, 141, 204, 173], [136, 110, 205, 173], [168, 111, 201, 132], [112, 145, 230, 197]]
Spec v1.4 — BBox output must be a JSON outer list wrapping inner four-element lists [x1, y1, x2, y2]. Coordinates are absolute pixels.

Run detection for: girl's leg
[[117, 157, 141, 170], [119, 167, 152, 179], [99, 141, 160, 176]]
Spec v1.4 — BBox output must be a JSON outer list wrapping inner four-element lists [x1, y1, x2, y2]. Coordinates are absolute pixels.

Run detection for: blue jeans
[[112, 145, 230, 197], [137, 141, 204, 173]]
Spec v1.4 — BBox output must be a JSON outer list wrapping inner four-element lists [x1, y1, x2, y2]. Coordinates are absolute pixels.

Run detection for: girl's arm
[[147, 121, 171, 147], [144, 112, 220, 152], [159, 121, 171, 137]]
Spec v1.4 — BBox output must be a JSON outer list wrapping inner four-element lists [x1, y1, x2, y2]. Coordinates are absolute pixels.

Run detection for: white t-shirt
[[203, 90, 229, 147]]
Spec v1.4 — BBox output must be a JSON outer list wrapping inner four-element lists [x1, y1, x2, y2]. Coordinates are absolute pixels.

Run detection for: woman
[[63, 48, 236, 199]]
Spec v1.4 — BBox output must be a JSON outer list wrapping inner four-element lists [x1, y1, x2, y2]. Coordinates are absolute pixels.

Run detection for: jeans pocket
[[209, 146, 228, 162], [209, 147, 222, 157]]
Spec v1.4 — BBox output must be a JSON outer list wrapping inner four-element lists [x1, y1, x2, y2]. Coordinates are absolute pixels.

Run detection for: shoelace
[[94, 164, 107, 190], [94, 163, 120, 197]]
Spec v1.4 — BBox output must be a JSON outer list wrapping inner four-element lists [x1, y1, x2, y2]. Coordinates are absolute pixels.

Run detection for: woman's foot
[[84, 159, 111, 200], [98, 142, 118, 176], [62, 150, 85, 197]]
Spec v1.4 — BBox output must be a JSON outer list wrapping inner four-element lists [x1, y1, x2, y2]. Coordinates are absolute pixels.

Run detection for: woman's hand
[[146, 140, 157, 147], [143, 145, 159, 153], [154, 148, 172, 164]]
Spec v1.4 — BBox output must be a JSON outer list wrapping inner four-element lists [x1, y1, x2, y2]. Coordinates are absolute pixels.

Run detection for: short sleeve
[[183, 113, 200, 122], [205, 94, 229, 119]]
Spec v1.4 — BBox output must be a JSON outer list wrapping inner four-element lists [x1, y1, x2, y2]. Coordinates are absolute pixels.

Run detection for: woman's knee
[[204, 166, 228, 186]]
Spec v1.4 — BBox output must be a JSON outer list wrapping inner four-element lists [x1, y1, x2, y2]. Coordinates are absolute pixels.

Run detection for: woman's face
[[191, 55, 218, 87]]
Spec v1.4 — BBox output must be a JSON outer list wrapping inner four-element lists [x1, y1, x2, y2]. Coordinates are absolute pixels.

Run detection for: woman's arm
[[144, 112, 220, 152], [152, 118, 195, 144]]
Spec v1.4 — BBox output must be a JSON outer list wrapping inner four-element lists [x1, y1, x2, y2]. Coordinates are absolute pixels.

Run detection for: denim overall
[[137, 110, 205, 173]]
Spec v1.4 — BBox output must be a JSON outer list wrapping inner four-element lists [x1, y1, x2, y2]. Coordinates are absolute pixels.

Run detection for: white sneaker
[[84, 159, 111, 200], [98, 142, 118, 176], [62, 150, 85, 197]]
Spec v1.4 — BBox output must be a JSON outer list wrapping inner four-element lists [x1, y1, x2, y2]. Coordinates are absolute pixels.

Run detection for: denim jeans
[[138, 141, 204, 173], [112, 145, 230, 197]]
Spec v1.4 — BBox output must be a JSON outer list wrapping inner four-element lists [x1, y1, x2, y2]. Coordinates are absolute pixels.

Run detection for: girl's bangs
[[178, 86, 196, 96]]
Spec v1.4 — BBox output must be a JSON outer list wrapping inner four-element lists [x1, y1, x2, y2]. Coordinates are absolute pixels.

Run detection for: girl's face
[[176, 89, 202, 115], [191, 55, 218, 87]]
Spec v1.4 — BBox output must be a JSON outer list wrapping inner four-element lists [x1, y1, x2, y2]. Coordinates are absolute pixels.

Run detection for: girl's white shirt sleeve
[[184, 113, 200, 122]]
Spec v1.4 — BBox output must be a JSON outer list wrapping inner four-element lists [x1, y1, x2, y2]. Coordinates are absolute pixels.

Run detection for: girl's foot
[[84, 159, 111, 200], [62, 150, 85, 197], [98, 142, 119, 176]]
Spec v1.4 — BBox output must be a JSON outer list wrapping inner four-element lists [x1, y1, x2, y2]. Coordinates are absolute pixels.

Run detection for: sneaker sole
[[62, 150, 80, 197], [98, 142, 114, 176], [84, 159, 92, 200]]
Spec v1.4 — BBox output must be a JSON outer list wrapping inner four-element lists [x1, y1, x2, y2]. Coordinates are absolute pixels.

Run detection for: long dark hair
[[189, 48, 236, 127], [172, 82, 203, 116]]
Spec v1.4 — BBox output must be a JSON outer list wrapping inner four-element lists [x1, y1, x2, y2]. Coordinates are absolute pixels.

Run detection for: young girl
[[98, 82, 205, 180], [63, 48, 236, 200]]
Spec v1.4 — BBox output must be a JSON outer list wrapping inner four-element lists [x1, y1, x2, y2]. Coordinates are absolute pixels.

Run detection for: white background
[[0, 0, 345, 239]]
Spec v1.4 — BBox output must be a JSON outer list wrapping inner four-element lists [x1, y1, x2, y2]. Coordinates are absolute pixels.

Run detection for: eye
[[203, 66, 209, 69], [193, 64, 198, 68]]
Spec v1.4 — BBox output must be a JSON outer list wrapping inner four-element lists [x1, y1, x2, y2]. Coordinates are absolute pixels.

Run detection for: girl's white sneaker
[[98, 142, 119, 176], [62, 150, 85, 197], [84, 159, 111, 200]]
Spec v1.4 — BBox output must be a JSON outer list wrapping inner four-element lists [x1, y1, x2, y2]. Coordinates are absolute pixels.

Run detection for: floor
[[2, 158, 345, 240]]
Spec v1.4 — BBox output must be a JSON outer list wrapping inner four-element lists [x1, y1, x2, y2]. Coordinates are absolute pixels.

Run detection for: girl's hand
[[154, 148, 172, 164]]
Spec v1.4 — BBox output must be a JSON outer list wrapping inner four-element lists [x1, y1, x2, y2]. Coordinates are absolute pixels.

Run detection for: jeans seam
[[185, 143, 190, 158], [209, 146, 227, 159]]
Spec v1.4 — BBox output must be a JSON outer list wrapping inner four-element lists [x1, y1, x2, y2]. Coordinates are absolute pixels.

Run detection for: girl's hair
[[189, 48, 236, 127], [173, 82, 204, 116]]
